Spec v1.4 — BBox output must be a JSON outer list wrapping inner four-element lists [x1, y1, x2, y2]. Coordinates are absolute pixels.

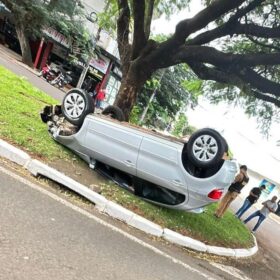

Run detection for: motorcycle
[[45, 67, 61, 83], [38, 65, 60, 83], [50, 71, 73, 88], [38, 65, 50, 78]]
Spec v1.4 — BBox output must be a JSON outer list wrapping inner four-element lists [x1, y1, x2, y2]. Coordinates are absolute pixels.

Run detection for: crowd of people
[[215, 164, 279, 234]]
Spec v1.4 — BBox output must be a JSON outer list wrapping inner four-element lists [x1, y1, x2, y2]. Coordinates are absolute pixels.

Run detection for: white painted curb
[[103, 201, 134, 223], [163, 228, 207, 252], [0, 139, 258, 258], [0, 139, 31, 167], [234, 249, 252, 258], [26, 159, 108, 211], [206, 245, 236, 257], [128, 215, 163, 237]]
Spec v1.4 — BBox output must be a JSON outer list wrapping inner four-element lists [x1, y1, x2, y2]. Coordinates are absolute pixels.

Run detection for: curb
[[0, 139, 258, 258], [0, 140, 31, 167], [27, 159, 109, 211], [128, 214, 163, 237], [163, 228, 207, 252]]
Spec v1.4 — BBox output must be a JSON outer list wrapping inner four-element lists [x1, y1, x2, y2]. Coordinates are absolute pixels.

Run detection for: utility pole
[[76, 26, 101, 88], [139, 69, 167, 124], [77, 1, 109, 88]]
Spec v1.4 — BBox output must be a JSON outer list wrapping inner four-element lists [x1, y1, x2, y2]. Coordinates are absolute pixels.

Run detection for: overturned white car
[[41, 88, 238, 212]]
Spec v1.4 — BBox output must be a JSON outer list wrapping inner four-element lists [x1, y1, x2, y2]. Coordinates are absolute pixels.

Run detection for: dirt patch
[[19, 91, 50, 104], [48, 157, 107, 193]]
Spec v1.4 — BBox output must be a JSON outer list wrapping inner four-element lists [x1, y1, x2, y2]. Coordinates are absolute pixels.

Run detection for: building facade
[[0, 0, 121, 106]]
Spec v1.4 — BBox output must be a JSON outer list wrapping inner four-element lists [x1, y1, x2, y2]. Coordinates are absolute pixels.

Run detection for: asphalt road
[[0, 164, 232, 280], [0, 47, 64, 102]]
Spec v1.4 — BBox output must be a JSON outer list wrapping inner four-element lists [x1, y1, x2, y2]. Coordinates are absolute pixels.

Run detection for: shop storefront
[[104, 65, 122, 106]]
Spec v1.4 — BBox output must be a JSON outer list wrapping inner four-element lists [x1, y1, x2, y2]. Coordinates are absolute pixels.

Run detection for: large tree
[[0, 0, 87, 67], [110, 0, 280, 121]]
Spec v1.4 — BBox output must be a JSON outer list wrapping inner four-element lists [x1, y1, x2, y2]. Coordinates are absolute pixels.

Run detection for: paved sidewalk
[[0, 44, 38, 75], [0, 44, 65, 102]]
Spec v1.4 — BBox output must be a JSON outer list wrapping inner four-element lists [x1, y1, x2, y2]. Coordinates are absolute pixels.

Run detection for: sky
[[151, 2, 280, 184]]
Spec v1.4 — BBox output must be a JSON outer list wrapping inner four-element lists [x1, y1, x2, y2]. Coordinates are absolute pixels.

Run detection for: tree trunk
[[114, 63, 147, 120], [15, 22, 33, 67]]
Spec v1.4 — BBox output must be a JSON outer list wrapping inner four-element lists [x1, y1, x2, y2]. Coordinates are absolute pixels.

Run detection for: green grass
[[0, 66, 69, 159], [0, 66, 254, 248], [100, 183, 254, 248]]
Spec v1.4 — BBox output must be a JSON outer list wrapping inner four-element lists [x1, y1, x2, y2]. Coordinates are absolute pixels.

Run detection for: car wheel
[[222, 136, 229, 154], [187, 128, 226, 168], [102, 105, 125, 121], [61, 88, 94, 127]]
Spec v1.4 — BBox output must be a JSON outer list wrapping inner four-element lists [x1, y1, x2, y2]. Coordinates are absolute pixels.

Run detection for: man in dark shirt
[[235, 185, 266, 219]]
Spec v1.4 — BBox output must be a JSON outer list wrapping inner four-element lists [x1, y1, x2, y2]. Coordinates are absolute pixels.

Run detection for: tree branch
[[189, 62, 280, 107], [174, 0, 247, 43], [147, 0, 247, 68], [188, 62, 243, 85], [247, 35, 280, 51], [251, 90, 280, 107], [117, 0, 131, 64], [236, 68, 280, 97], [174, 45, 280, 67], [188, 0, 266, 45], [131, 0, 147, 59], [144, 0, 155, 40]]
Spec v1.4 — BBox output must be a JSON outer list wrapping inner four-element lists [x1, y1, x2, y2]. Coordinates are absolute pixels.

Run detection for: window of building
[[105, 75, 121, 105]]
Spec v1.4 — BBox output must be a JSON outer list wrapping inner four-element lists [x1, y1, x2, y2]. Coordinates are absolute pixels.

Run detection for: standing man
[[244, 196, 278, 233], [215, 165, 249, 218], [235, 185, 266, 219], [95, 88, 106, 109]]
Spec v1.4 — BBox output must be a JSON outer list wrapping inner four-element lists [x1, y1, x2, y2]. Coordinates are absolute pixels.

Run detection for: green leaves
[[154, 0, 191, 19], [134, 64, 199, 129]]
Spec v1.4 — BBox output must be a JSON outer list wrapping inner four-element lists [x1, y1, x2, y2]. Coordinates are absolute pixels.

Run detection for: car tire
[[222, 136, 229, 154], [186, 128, 226, 168], [61, 88, 94, 127], [102, 105, 125, 121]]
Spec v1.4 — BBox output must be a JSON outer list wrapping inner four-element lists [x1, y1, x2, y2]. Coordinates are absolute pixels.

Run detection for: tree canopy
[[104, 0, 280, 126], [130, 64, 199, 130], [1, 0, 92, 66]]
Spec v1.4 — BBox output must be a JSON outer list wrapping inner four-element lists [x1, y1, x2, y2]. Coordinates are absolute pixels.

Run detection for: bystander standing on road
[[235, 185, 266, 219], [244, 196, 278, 233], [95, 88, 106, 109], [215, 165, 249, 218], [276, 199, 280, 216]]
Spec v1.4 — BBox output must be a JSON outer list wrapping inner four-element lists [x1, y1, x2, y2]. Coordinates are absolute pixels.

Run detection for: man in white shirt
[[243, 196, 278, 233]]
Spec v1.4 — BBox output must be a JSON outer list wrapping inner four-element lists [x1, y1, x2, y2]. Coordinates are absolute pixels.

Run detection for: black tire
[[61, 88, 94, 127], [102, 105, 125, 121], [186, 128, 226, 168], [221, 136, 229, 154]]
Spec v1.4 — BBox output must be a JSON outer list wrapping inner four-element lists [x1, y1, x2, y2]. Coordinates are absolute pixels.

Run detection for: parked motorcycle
[[50, 71, 73, 88], [45, 67, 61, 83], [37, 65, 50, 78], [38, 65, 60, 83]]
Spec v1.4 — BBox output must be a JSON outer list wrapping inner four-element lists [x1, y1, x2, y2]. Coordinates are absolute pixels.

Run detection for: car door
[[136, 136, 188, 195], [83, 117, 143, 175]]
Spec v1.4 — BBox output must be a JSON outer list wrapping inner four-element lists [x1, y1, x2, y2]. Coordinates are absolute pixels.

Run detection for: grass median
[[0, 66, 70, 159], [0, 66, 254, 249]]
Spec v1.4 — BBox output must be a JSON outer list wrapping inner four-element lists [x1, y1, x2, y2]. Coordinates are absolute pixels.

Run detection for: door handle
[[172, 179, 183, 186], [124, 160, 134, 167]]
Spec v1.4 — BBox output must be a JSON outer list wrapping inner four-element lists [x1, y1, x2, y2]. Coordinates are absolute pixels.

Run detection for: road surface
[[0, 45, 64, 102], [0, 162, 244, 280]]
